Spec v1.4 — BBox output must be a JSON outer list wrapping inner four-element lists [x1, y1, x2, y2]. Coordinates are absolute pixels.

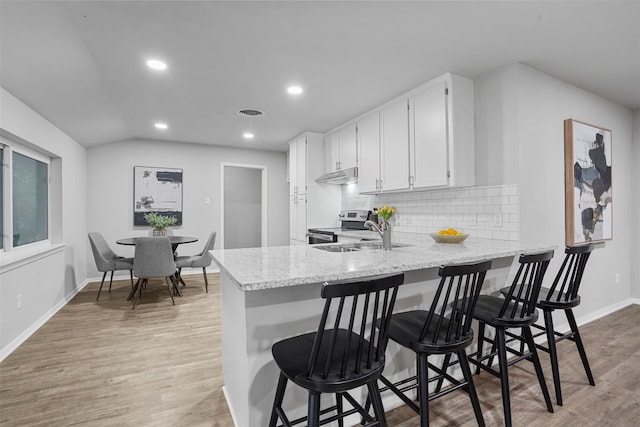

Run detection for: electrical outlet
[[204, 196, 211, 205], [469, 213, 477, 227], [493, 213, 503, 227], [17, 294, 22, 310]]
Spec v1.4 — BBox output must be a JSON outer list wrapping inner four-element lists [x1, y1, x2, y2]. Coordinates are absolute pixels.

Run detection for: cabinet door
[[340, 124, 358, 170], [357, 112, 381, 193], [289, 195, 297, 240], [324, 131, 340, 172], [294, 194, 307, 241], [410, 81, 448, 188], [296, 137, 307, 194], [289, 141, 297, 196], [380, 99, 410, 192]]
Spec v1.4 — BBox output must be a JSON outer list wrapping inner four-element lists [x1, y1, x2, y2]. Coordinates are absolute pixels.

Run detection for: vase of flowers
[[377, 205, 396, 250], [144, 212, 177, 236]]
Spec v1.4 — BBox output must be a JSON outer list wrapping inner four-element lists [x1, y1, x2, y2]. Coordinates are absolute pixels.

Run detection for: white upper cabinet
[[380, 98, 410, 192], [357, 112, 381, 193], [354, 72, 474, 194], [324, 124, 358, 173], [289, 135, 307, 196], [409, 80, 448, 188]]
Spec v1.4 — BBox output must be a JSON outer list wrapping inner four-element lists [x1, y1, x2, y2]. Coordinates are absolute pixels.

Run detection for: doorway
[[221, 163, 267, 249]]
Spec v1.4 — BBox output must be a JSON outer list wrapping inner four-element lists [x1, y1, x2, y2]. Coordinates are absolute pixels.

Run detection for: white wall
[[85, 139, 288, 277], [0, 87, 87, 357], [632, 110, 640, 299], [475, 63, 635, 319]]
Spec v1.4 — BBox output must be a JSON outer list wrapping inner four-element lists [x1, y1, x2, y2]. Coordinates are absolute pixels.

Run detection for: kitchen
[[0, 1, 639, 426]]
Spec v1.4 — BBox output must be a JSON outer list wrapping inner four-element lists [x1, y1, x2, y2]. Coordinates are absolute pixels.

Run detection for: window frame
[[0, 136, 52, 253]]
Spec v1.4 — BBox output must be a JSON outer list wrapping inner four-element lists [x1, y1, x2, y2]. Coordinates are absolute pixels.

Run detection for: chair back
[[499, 250, 554, 321], [200, 231, 217, 257], [133, 237, 176, 278], [420, 260, 492, 349], [544, 244, 594, 303], [88, 232, 117, 271], [303, 273, 404, 387]]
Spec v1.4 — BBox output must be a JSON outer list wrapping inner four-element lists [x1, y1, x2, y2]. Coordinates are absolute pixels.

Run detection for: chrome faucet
[[364, 220, 392, 250]]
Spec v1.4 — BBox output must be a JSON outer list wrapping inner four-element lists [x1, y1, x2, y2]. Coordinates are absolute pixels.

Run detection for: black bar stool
[[468, 250, 555, 427], [268, 273, 404, 427], [377, 260, 492, 427], [500, 244, 596, 406]]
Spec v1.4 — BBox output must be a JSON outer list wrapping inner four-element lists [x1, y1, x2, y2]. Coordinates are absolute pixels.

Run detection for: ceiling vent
[[237, 109, 264, 118]]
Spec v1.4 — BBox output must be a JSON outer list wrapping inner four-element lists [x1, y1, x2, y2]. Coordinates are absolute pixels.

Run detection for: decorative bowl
[[429, 233, 469, 244]]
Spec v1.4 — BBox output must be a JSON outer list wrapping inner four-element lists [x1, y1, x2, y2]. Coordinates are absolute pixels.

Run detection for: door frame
[[220, 162, 268, 249]]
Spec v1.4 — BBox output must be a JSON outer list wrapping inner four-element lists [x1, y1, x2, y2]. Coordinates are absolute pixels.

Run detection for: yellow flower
[[378, 205, 397, 221]]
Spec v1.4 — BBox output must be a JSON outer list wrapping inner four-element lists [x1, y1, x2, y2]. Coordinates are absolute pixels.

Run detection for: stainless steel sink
[[314, 245, 361, 252], [313, 241, 409, 252]]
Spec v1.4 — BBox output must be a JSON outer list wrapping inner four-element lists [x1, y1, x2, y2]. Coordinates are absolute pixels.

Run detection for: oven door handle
[[307, 233, 336, 242]]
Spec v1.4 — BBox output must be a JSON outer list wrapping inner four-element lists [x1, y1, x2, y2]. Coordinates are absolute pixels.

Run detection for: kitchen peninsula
[[211, 234, 554, 426]]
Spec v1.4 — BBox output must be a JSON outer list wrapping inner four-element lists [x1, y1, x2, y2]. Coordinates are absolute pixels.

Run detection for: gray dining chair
[[88, 232, 134, 301], [175, 231, 217, 292], [131, 237, 180, 309]]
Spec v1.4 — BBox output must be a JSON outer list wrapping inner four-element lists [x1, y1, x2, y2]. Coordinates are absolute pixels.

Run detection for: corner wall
[[0, 87, 88, 358], [632, 110, 640, 299], [85, 139, 289, 278], [475, 63, 635, 319]]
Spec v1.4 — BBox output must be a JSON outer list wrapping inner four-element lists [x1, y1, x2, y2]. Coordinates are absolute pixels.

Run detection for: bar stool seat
[[377, 260, 493, 427], [499, 244, 596, 406], [468, 250, 555, 427], [269, 273, 404, 427]]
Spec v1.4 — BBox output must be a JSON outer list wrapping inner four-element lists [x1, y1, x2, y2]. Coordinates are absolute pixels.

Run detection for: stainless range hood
[[315, 167, 358, 185]]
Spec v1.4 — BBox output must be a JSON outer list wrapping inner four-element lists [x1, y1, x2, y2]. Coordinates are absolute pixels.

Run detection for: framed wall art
[[133, 166, 183, 226], [564, 119, 612, 246]]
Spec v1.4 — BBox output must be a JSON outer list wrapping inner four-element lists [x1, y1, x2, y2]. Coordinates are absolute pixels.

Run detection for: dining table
[[116, 235, 198, 254], [117, 236, 198, 300]]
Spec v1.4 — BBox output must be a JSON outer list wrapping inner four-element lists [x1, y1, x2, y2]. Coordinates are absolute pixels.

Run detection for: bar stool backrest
[[500, 250, 554, 320], [545, 244, 594, 303], [419, 260, 492, 347], [305, 273, 404, 384]]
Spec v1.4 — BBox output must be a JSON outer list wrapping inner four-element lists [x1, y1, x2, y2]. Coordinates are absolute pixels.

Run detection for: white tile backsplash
[[341, 183, 520, 241]]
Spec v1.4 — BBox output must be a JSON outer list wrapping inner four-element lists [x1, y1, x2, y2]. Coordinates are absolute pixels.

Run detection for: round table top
[[116, 236, 198, 245]]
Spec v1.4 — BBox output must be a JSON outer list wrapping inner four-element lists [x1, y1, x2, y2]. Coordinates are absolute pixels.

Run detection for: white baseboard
[[0, 277, 92, 363], [222, 385, 240, 427]]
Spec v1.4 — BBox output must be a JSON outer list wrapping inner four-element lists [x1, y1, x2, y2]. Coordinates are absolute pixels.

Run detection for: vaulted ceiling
[[1, 1, 638, 152]]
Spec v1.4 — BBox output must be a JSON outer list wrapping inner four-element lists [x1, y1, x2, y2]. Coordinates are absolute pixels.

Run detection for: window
[[1, 138, 50, 252]]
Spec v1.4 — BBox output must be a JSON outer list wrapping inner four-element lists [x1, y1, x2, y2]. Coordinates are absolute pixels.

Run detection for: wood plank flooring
[[0, 274, 638, 426]]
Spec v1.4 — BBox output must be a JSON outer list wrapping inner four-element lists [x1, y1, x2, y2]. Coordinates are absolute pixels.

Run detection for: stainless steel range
[[307, 209, 372, 244]]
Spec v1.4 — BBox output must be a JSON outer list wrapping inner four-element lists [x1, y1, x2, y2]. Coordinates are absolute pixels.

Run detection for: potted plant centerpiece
[[144, 212, 177, 236]]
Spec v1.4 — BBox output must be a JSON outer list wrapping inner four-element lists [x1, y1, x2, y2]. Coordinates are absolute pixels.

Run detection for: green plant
[[144, 212, 177, 229], [377, 205, 397, 221]]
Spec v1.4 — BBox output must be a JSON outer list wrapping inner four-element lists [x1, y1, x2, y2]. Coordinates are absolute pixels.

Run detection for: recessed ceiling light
[[146, 59, 167, 71], [243, 132, 255, 139], [287, 86, 303, 95], [154, 122, 168, 130]]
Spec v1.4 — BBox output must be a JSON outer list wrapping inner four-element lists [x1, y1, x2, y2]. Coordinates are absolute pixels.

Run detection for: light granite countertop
[[211, 232, 555, 291]]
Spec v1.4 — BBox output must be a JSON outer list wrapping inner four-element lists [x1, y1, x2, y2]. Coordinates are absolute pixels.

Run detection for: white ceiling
[[1, 1, 638, 152]]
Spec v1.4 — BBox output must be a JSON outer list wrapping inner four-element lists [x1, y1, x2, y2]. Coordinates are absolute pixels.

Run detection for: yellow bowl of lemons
[[429, 228, 469, 244]]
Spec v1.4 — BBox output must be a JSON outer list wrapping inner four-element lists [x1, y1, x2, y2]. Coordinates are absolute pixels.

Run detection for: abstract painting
[[564, 119, 612, 245], [133, 166, 183, 226]]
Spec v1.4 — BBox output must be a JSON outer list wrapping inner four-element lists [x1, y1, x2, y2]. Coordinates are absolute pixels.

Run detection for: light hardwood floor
[[1, 274, 638, 426]]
